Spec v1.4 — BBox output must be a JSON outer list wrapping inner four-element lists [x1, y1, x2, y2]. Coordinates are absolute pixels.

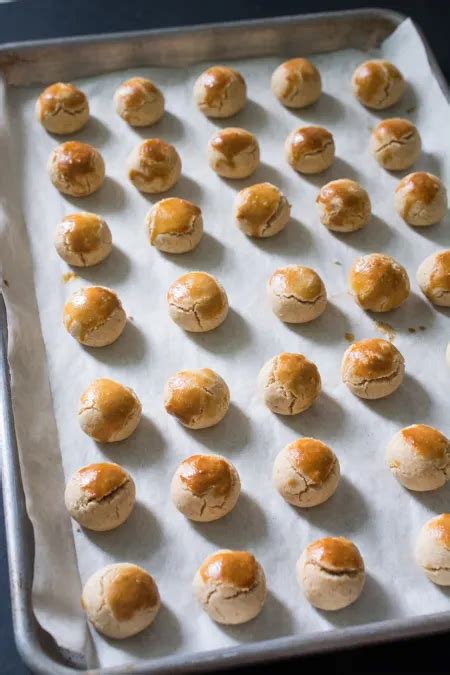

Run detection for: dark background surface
[[0, 1, 449, 673]]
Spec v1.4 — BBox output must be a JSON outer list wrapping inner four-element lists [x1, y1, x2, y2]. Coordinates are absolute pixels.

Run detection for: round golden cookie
[[193, 550, 266, 624], [208, 127, 260, 179], [170, 453, 240, 522], [341, 337, 405, 399], [164, 368, 230, 429], [234, 182, 291, 238], [114, 77, 165, 127], [267, 265, 327, 323], [54, 212, 112, 267], [370, 118, 421, 171], [36, 82, 89, 134], [127, 138, 181, 193], [415, 514, 450, 586], [352, 59, 405, 109], [417, 250, 450, 307], [395, 172, 448, 227], [146, 198, 203, 253], [167, 271, 228, 332], [349, 253, 410, 312], [64, 462, 136, 531], [273, 438, 340, 507], [257, 352, 321, 415], [316, 179, 371, 232], [285, 126, 335, 174], [63, 286, 127, 347], [48, 141, 105, 197], [194, 66, 247, 118], [271, 58, 321, 108], [386, 424, 450, 492], [297, 537, 365, 610], [78, 378, 142, 442], [82, 563, 160, 639]]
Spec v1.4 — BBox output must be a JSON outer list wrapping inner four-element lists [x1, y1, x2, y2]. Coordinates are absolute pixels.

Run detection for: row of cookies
[[35, 58, 407, 137]]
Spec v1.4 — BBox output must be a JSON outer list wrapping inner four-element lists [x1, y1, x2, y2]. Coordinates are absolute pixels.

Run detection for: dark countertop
[[0, 1, 449, 673]]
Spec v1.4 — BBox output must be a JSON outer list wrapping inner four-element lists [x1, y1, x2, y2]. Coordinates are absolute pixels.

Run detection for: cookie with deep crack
[[54, 212, 112, 267], [36, 82, 89, 134], [341, 338, 405, 399], [273, 438, 340, 507], [82, 563, 160, 638], [417, 250, 450, 306], [370, 118, 421, 170], [127, 138, 181, 193], [114, 77, 165, 127], [170, 453, 240, 521], [164, 368, 230, 429], [48, 141, 105, 197], [78, 378, 142, 442], [316, 179, 371, 232], [352, 59, 405, 109], [349, 253, 410, 312], [208, 127, 260, 179], [234, 183, 291, 238], [395, 172, 447, 227], [167, 271, 228, 332], [386, 424, 450, 492], [268, 265, 327, 323], [415, 514, 450, 585], [65, 462, 135, 530], [63, 286, 127, 347], [146, 197, 203, 253], [258, 352, 321, 415], [297, 537, 365, 610], [285, 125, 335, 174], [193, 550, 266, 624], [194, 66, 247, 118], [271, 58, 321, 108]]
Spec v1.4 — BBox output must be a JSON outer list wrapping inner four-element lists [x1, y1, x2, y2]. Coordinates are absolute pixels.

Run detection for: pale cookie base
[[65, 476, 136, 531], [273, 449, 340, 507], [65, 306, 127, 347], [257, 357, 321, 414], [342, 361, 405, 400], [386, 430, 450, 492], [268, 286, 327, 324], [296, 552, 365, 610]]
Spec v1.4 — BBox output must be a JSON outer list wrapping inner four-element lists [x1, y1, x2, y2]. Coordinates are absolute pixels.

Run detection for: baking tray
[[1, 8, 450, 674]]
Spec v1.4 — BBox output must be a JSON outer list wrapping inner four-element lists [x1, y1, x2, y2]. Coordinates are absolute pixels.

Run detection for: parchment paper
[[1, 18, 449, 669]]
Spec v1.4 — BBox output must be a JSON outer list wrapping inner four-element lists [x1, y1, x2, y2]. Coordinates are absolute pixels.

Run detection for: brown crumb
[[333, 259, 342, 266], [419, 325, 426, 331], [375, 320, 396, 342], [406, 106, 416, 114], [345, 332, 355, 342], [62, 271, 78, 284], [408, 327, 416, 334], [128, 315, 134, 322], [3, 279, 9, 287]]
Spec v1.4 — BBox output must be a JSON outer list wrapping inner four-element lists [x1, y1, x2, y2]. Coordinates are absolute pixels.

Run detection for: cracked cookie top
[[349, 253, 410, 312], [194, 66, 247, 118], [352, 59, 404, 109], [200, 550, 258, 589], [342, 338, 403, 382], [306, 537, 364, 573], [287, 438, 335, 485], [79, 378, 141, 442], [78, 462, 129, 501], [164, 367, 230, 428], [401, 425, 449, 461], [269, 265, 325, 303], [179, 454, 233, 498]]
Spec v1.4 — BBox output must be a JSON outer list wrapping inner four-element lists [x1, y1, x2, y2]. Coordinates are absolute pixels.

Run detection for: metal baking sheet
[[1, 8, 450, 674]]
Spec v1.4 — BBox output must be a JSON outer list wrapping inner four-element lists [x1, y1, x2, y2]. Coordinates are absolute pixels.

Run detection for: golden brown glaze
[[353, 60, 402, 104], [402, 425, 449, 460], [200, 66, 243, 106], [150, 198, 200, 242], [62, 213, 103, 253], [107, 566, 159, 621], [274, 353, 320, 397], [350, 254, 409, 310], [374, 118, 416, 141], [118, 77, 159, 109], [129, 139, 177, 182], [39, 83, 87, 115], [54, 141, 96, 180], [165, 368, 221, 424], [236, 183, 281, 229], [308, 537, 364, 572], [80, 379, 138, 442], [270, 266, 323, 302], [344, 338, 400, 380], [64, 287, 120, 341], [78, 462, 128, 501], [200, 551, 257, 588], [429, 514, 450, 549], [288, 438, 335, 484], [168, 272, 225, 320], [210, 128, 256, 164], [429, 251, 450, 294], [317, 180, 368, 229], [279, 58, 319, 99], [396, 172, 441, 219], [179, 454, 232, 497], [290, 126, 333, 162]]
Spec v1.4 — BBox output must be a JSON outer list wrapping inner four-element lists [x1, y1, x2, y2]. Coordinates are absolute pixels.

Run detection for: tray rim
[[1, 6, 450, 674]]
